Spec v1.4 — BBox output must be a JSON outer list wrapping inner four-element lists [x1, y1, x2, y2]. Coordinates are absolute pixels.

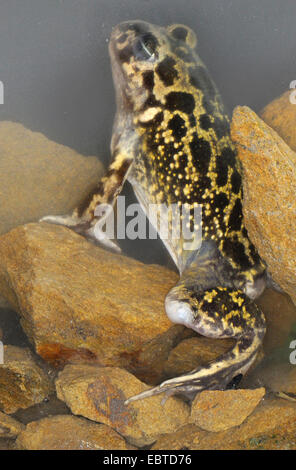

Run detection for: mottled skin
[[42, 21, 267, 403]]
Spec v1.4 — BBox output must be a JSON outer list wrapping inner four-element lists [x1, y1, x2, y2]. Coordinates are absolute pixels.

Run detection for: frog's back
[[114, 21, 262, 276]]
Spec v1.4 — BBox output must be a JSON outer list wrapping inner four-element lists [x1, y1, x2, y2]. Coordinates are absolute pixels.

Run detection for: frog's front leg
[[40, 152, 133, 250], [125, 283, 266, 404]]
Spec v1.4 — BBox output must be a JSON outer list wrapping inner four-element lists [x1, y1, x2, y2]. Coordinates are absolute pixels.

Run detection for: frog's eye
[[134, 33, 158, 61], [167, 24, 197, 49]]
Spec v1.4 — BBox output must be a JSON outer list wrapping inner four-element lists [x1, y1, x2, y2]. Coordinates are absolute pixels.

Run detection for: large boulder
[[231, 105, 296, 306]]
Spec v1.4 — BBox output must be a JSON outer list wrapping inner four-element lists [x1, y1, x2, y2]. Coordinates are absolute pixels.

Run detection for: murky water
[[0, 0, 295, 451]]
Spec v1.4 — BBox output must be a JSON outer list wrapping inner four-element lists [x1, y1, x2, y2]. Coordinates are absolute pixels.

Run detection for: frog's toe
[[39, 212, 91, 235], [40, 214, 80, 227], [124, 381, 193, 405], [40, 213, 121, 253]]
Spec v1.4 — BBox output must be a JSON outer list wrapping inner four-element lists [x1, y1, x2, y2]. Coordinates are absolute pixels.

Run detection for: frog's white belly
[[129, 175, 202, 274]]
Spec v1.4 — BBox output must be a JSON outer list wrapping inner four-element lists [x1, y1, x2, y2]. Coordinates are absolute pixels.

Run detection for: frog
[[41, 20, 268, 404]]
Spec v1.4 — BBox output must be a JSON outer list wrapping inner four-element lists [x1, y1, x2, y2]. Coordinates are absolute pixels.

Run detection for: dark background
[[0, 0, 295, 164]]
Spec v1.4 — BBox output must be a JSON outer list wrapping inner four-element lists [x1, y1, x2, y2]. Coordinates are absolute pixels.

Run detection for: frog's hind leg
[[125, 285, 266, 404], [40, 153, 133, 250]]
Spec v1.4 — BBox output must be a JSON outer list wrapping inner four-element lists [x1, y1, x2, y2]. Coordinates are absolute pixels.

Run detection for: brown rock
[[152, 397, 296, 450], [56, 364, 190, 447], [163, 336, 233, 379], [128, 325, 187, 385], [0, 438, 16, 450], [0, 121, 103, 237], [261, 90, 296, 151], [0, 121, 103, 311], [189, 388, 265, 432], [12, 393, 71, 424], [0, 411, 25, 438], [257, 288, 296, 353], [231, 106, 296, 306], [241, 293, 296, 393], [0, 345, 53, 414], [152, 423, 203, 450], [250, 362, 296, 396], [16, 415, 134, 450], [0, 223, 181, 371], [0, 297, 11, 309]]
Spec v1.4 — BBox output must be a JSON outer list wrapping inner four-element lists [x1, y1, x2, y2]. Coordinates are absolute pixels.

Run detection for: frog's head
[[109, 20, 197, 114]]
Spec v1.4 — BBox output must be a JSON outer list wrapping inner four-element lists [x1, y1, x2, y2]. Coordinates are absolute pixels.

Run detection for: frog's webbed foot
[[125, 283, 266, 405], [124, 375, 205, 405], [275, 391, 296, 402], [40, 152, 133, 253], [125, 365, 244, 405], [40, 208, 121, 253]]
